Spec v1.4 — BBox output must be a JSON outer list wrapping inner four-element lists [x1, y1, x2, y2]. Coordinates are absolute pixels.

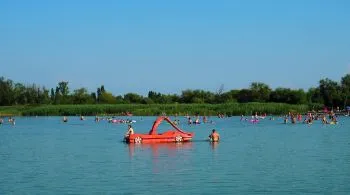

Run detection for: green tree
[[72, 88, 94, 104], [24, 84, 38, 104], [96, 85, 105, 103], [50, 88, 55, 103], [97, 87, 101, 103], [100, 92, 117, 104], [39, 87, 51, 104], [250, 82, 271, 102], [168, 94, 181, 103], [319, 78, 342, 107], [180, 89, 215, 104], [142, 97, 155, 104], [288, 89, 307, 104], [13, 83, 26, 104], [55, 81, 70, 104], [115, 95, 124, 104], [54, 86, 61, 104], [306, 87, 322, 104], [58, 81, 69, 96], [123, 93, 143, 103], [0, 77, 14, 105], [90, 92, 97, 103], [217, 90, 239, 103], [237, 89, 253, 103], [148, 91, 162, 103], [341, 74, 350, 108], [270, 88, 306, 104]]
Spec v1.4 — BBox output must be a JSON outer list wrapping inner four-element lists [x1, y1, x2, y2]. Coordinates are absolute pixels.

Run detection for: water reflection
[[210, 141, 219, 150], [127, 142, 193, 158]]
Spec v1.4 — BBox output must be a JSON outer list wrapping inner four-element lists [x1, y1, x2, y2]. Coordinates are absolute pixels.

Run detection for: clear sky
[[1, 0, 350, 96]]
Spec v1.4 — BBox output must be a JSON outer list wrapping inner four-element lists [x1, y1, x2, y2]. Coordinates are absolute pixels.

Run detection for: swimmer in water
[[331, 116, 338, 124], [209, 129, 220, 142], [125, 124, 134, 138], [188, 117, 193, 125], [195, 117, 200, 124], [322, 115, 329, 124]]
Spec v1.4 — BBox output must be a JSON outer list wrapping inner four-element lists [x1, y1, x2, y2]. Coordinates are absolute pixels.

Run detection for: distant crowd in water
[[0, 117, 16, 126], [184, 114, 215, 125], [282, 111, 338, 125], [0, 109, 344, 128], [61, 115, 136, 124], [239, 110, 341, 125], [240, 112, 267, 123]]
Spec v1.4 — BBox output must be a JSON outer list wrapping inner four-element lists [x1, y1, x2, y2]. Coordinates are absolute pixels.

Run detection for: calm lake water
[[0, 116, 350, 194]]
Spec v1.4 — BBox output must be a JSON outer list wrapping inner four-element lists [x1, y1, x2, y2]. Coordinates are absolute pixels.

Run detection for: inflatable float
[[250, 119, 259, 124], [125, 116, 194, 143]]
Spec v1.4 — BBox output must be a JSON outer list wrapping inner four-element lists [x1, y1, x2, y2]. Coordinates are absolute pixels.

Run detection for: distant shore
[[0, 103, 316, 116]]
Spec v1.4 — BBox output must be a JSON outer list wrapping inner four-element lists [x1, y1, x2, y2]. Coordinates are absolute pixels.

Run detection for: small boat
[[125, 116, 194, 143]]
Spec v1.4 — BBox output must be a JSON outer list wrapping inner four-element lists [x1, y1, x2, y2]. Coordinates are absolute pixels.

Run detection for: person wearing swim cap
[[209, 129, 220, 142]]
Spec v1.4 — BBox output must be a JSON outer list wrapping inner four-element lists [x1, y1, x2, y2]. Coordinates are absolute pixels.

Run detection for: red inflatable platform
[[125, 116, 194, 143]]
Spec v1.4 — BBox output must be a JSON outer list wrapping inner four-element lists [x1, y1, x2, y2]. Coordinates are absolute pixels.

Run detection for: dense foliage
[[0, 103, 309, 116], [0, 74, 349, 112]]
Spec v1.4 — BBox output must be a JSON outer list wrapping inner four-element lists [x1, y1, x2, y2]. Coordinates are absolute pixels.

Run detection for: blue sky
[[1, 0, 349, 96]]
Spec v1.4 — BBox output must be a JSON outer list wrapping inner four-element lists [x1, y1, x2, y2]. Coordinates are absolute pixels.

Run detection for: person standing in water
[[125, 124, 134, 138], [203, 116, 207, 123], [188, 117, 193, 125], [283, 115, 289, 124], [291, 113, 296, 124], [209, 129, 220, 142], [322, 115, 329, 124]]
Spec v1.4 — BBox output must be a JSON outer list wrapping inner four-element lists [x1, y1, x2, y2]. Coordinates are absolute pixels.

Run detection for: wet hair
[[212, 129, 216, 133]]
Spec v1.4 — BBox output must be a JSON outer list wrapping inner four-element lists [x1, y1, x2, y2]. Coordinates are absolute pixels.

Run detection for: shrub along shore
[[1, 75, 349, 116], [0, 103, 316, 116]]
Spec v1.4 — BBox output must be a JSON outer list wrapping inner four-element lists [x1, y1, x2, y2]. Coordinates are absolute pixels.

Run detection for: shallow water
[[0, 116, 350, 194]]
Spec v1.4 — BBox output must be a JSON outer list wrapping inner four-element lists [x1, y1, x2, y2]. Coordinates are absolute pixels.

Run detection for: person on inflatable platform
[[125, 124, 134, 138], [209, 129, 220, 142]]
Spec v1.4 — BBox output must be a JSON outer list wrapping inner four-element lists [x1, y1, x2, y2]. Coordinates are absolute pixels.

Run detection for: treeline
[[0, 74, 349, 109]]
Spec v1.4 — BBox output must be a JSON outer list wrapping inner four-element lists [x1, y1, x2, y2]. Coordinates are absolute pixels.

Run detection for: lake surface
[[0, 116, 350, 194]]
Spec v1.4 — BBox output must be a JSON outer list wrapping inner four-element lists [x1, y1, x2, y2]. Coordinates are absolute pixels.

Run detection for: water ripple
[[0, 116, 350, 194]]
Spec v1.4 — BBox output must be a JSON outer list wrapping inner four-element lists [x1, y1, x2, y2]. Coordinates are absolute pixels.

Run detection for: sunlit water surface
[[1, 116, 350, 194]]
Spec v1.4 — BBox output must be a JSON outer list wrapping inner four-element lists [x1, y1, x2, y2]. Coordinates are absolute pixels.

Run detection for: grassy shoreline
[[0, 103, 315, 116]]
